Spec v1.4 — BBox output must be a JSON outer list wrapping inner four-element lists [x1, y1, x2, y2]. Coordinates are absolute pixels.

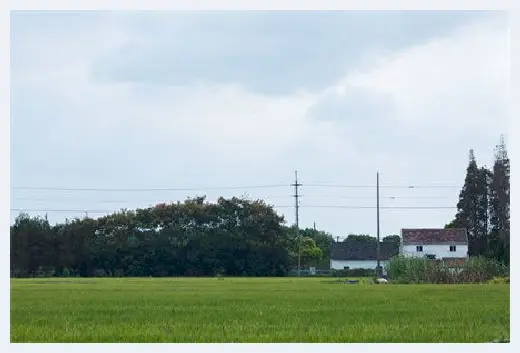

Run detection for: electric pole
[[292, 170, 302, 276], [376, 171, 381, 277]]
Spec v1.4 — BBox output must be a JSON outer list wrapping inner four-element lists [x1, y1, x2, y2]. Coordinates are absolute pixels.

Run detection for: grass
[[10, 277, 509, 343]]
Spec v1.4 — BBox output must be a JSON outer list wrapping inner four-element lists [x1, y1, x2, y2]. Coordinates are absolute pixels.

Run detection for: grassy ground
[[10, 277, 510, 343]]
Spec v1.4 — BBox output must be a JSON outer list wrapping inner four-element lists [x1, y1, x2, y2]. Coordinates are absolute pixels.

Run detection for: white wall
[[401, 244, 468, 259], [330, 259, 389, 270]]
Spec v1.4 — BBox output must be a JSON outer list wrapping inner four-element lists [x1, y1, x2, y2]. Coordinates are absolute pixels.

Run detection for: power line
[[11, 184, 461, 192], [10, 184, 290, 192], [297, 196, 452, 199], [10, 195, 453, 202], [304, 184, 460, 189], [298, 206, 456, 209], [10, 206, 457, 213]]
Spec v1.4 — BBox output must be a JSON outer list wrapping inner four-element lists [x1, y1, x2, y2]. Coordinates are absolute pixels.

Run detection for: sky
[[10, 10, 510, 238]]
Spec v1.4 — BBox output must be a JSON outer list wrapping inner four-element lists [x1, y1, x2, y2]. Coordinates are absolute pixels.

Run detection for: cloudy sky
[[10, 10, 509, 238]]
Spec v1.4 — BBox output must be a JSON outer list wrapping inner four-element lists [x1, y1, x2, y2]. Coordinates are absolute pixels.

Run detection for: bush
[[331, 268, 376, 278], [489, 276, 509, 284], [94, 269, 107, 277], [386, 256, 505, 284]]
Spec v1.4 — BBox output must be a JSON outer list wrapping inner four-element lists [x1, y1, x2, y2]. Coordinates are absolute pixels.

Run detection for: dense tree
[[488, 135, 510, 264], [382, 235, 401, 245], [450, 150, 489, 256], [10, 197, 300, 278], [446, 136, 510, 265], [344, 234, 377, 243], [298, 227, 334, 268]]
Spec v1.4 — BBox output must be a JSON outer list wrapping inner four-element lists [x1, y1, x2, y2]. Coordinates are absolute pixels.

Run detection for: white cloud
[[345, 16, 509, 134]]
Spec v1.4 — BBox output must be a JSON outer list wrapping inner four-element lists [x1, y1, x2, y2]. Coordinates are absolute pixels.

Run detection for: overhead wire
[[11, 183, 461, 192]]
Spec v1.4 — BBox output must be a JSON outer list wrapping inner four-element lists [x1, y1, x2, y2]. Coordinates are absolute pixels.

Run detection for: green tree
[[382, 235, 401, 245], [299, 227, 334, 269], [488, 135, 510, 264], [451, 149, 489, 256], [299, 236, 323, 268]]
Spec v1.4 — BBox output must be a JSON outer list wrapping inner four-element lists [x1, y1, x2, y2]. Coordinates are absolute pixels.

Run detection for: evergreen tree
[[452, 150, 489, 256], [489, 135, 510, 264], [476, 166, 491, 255]]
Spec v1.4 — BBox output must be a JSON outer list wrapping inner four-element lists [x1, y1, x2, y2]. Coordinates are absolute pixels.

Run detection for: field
[[10, 277, 510, 343]]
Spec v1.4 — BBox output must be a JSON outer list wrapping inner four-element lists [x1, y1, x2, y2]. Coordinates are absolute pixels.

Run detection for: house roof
[[401, 228, 468, 245], [331, 240, 399, 261]]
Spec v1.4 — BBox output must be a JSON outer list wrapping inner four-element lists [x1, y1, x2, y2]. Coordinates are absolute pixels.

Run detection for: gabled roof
[[401, 228, 468, 245], [331, 240, 399, 261]]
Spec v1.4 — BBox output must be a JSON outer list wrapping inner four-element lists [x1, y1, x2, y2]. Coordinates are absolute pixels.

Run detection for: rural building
[[330, 239, 399, 271], [400, 228, 468, 261]]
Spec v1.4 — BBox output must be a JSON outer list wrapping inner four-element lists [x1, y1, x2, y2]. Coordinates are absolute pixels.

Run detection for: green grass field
[[10, 277, 510, 343]]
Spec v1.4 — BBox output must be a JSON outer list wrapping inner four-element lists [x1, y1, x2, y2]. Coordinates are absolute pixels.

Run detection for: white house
[[400, 228, 468, 264], [330, 239, 399, 272]]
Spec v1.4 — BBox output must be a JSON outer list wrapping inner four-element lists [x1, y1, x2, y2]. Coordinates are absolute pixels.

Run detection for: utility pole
[[376, 171, 381, 277], [292, 170, 302, 276], [313, 222, 316, 231]]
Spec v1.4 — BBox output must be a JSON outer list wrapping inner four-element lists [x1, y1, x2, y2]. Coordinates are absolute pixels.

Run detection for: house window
[[416, 245, 423, 252], [449, 245, 456, 252]]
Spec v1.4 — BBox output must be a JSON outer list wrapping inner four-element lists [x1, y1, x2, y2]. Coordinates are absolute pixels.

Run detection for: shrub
[[94, 269, 107, 277], [386, 256, 505, 284], [330, 268, 376, 278], [62, 268, 71, 277]]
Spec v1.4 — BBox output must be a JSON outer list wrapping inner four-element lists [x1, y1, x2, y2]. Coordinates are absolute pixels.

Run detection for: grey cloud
[[91, 11, 496, 95]]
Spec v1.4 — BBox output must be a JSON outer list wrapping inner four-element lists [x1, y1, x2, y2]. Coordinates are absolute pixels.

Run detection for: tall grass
[[386, 256, 509, 284]]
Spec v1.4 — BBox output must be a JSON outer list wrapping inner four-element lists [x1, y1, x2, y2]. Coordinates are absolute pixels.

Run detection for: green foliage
[[10, 278, 510, 343], [489, 135, 510, 264], [386, 256, 508, 284], [382, 235, 400, 244], [330, 268, 376, 277], [10, 196, 296, 278], [345, 234, 377, 243], [447, 136, 510, 264], [451, 150, 490, 256], [489, 276, 509, 284]]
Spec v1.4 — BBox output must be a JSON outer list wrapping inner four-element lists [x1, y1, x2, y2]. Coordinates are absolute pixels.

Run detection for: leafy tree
[[345, 234, 377, 243], [298, 227, 334, 269], [298, 236, 323, 268], [382, 235, 401, 245], [10, 196, 296, 278]]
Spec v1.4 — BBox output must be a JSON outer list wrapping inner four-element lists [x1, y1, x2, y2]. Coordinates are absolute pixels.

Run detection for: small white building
[[400, 228, 469, 262], [330, 239, 399, 272]]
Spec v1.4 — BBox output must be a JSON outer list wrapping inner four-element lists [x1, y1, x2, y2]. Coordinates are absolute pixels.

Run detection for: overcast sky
[[10, 10, 509, 238]]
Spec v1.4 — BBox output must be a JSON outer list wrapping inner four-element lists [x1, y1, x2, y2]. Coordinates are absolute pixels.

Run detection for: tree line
[[445, 135, 510, 264], [10, 196, 336, 277]]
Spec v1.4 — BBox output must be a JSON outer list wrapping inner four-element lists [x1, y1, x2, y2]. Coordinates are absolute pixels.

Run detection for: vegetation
[[10, 196, 337, 278], [386, 256, 509, 284], [446, 135, 510, 264], [10, 277, 510, 343]]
